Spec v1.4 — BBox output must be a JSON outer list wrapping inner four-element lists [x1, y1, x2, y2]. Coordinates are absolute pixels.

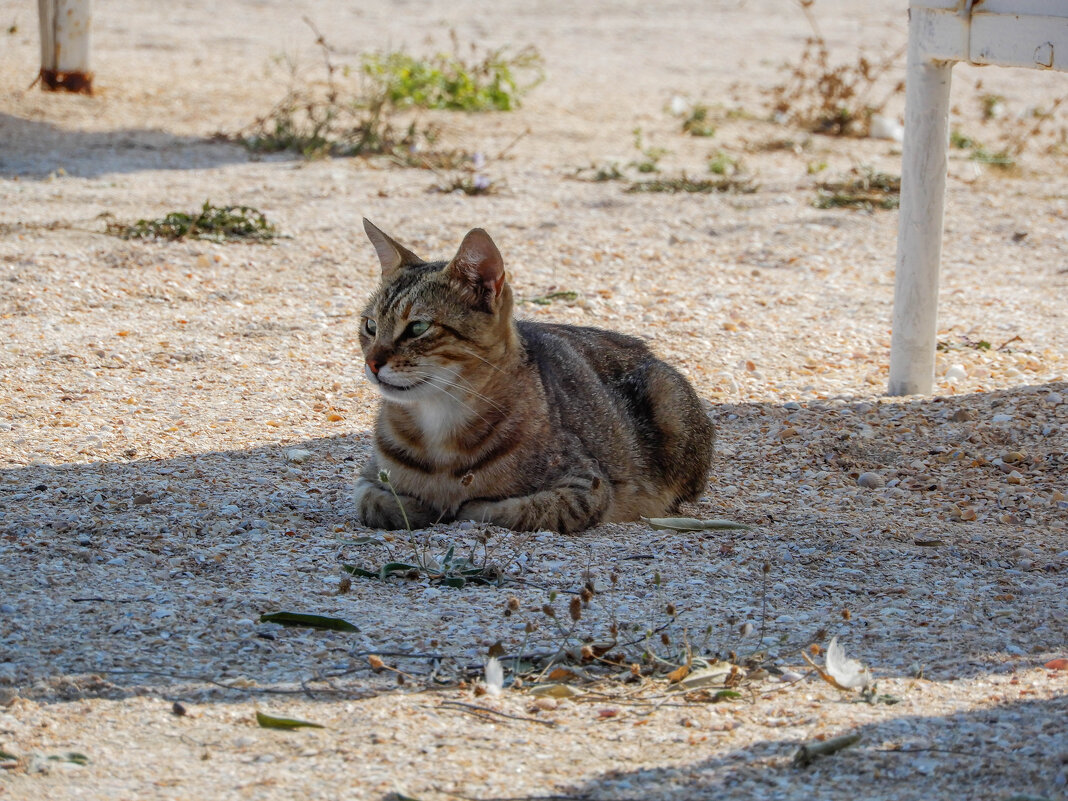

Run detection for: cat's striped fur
[[354, 220, 714, 534]]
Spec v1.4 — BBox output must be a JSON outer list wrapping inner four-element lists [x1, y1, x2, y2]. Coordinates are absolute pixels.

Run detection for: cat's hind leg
[[457, 470, 610, 534]]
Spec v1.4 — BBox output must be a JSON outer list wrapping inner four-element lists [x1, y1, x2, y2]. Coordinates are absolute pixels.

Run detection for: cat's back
[[517, 319, 654, 381]]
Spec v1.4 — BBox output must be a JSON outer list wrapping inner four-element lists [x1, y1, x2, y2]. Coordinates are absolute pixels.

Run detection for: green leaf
[[380, 562, 419, 579], [48, 752, 89, 765], [0, 749, 18, 761], [643, 517, 751, 532], [712, 690, 742, 703], [256, 711, 325, 730], [341, 564, 379, 578], [258, 612, 359, 632], [442, 576, 466, 589]]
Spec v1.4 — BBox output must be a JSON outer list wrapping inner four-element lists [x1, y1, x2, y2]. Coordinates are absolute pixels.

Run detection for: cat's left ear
[[447, 228, 506, 308]]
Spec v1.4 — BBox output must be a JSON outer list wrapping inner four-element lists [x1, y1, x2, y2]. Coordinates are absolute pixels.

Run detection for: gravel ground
[[1, 1, 1066, 799]]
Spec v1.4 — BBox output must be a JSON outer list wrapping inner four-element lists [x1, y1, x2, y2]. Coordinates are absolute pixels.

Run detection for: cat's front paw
[[457, 498, 531, 531], [356, 479, 427, 530]]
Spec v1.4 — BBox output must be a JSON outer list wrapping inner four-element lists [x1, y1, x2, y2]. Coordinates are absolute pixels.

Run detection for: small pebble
[[992, 413, 1014, 423], [1047, 392, 1063, 405], [857, 472, 885, 489], [782, 401, 801, 411], [0, 603, 15, 614], [944, 365, 966, 383], [285, 448, 314, 464], [106, 557, 126, 566]]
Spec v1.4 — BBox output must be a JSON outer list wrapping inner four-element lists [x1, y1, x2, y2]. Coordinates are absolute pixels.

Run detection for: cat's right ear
[[363, 219, 423, 278]]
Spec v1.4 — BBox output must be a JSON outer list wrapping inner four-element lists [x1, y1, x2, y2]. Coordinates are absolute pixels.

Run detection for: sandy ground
[[1, 1, 1067, 799]]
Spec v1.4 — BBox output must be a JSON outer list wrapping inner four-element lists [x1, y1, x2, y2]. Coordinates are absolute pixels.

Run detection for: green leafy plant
[[950, 129, 977, 149], [968, 85, 1068, 167], [707, 150, 741, 176], [363, 35, 543, 112], [949, 129, 1014, 169], [968, 146, 1015, 169], [980, 93, 1006, 121], [517, 290, 580, 306], [429, 163, 500, 196], [343, 543, 498, 589], [571, 160, 625, 182], [629, 128, 669, 173], [105, 201, 279, 242], [814, 166, 899, 210], [627, 174, 757, 194], [242, 21, 540, 160], [682, 104, 717, 137]]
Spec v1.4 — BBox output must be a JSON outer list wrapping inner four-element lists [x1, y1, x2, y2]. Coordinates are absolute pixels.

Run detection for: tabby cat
[[354, 220, 714, 533]]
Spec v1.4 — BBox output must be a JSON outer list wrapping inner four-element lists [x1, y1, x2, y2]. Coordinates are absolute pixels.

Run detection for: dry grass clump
[[767, 0, 903, 137]]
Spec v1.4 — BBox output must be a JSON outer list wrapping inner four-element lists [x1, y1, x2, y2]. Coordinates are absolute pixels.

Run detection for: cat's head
[[358, 219, 515, 406]]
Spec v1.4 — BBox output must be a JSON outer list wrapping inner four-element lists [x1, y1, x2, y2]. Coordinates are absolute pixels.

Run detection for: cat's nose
[[366, 357, 381, 375]]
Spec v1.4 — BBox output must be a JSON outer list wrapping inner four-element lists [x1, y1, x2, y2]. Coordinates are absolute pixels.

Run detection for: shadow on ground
[[0, 112, 263, 179], [463, 694, 1067, 801], [0, 383, 1064, 700]]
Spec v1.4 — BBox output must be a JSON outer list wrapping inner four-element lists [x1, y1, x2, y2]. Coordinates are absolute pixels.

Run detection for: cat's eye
[[405, 320, 431, 338], [364, 318, 377, 336]]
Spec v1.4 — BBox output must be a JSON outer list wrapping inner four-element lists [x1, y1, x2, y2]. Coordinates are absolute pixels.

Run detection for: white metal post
[[888, 22, 954, 396], [37, 0, 93, 93]]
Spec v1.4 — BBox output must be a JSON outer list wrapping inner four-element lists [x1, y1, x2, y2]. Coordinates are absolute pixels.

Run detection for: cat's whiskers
[[404, 369, 500, 429], [453, 345, 509, 376], [411, 368, 508, 416]]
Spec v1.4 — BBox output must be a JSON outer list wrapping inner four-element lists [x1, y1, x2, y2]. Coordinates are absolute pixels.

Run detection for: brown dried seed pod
[[666, 603, 677, 616], [506, 596, 520, 612], [542, 604, 556, 618], [660, 632, 671, 646], [368, 655, 385, 671], [569, 596, 582, 622], [580, 587, 594, 605]]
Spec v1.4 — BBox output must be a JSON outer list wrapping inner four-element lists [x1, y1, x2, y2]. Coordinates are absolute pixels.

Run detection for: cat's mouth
[[375, 375, 426, 393]]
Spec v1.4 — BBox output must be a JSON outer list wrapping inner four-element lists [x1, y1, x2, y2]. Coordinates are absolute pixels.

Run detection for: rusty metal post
[[37, 0, 93, 93]]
